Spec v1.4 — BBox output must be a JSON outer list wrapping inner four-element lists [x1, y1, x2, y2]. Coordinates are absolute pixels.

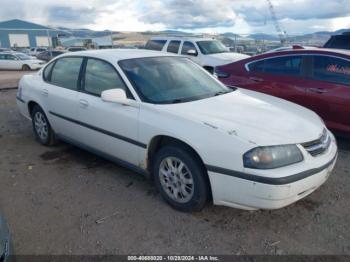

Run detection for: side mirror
[[101, 89, 130, 105], [187, 49, 198, 56]]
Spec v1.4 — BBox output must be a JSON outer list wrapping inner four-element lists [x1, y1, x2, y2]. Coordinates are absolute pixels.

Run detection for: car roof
[[245, 47, 350, 62], [150, 36, 215, 42], [60, 49, 179, 61]]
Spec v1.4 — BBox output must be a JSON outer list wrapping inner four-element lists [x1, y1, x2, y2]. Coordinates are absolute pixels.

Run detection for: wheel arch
[[147, 135, 212, 199], [27, 100, 40, 117]]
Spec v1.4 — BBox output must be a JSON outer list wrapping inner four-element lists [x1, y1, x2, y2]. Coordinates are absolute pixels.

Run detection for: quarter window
[[181, 41, 198, 55], [312, 56, 350, 86], [167, 40, 181, 54], [84, 59, 128, 96], [144, 40, 167, 51], [50, 57, 83, 90]]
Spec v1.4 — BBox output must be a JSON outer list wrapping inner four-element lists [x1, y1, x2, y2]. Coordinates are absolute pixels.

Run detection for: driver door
[[181, 41, 201, 65], [77, 58, 140, 165]]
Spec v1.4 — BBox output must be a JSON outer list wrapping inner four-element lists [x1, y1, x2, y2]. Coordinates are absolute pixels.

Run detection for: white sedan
[[16, 49, 338, 212], [0, 52, 45, 70]]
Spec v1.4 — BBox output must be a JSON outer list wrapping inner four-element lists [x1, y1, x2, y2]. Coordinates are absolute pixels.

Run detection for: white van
[[144, 37, 250, 73]]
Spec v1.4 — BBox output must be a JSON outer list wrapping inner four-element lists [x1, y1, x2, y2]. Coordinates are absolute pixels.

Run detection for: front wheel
[[153, 145, 209, 212], [31, 105, 56, 146], [22, 65, 30, 71]]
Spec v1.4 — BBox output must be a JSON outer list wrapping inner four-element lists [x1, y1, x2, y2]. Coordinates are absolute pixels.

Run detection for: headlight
[[243, 145, 304, 169]]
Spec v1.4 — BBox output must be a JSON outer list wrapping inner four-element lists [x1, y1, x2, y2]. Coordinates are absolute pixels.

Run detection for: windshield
[[15, 53, 32, 60], [196, 40, 228, 55], [119, 57, 232, 104]]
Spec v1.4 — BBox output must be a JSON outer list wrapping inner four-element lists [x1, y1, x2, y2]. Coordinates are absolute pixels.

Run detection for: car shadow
[[335, 135, 350, 152]]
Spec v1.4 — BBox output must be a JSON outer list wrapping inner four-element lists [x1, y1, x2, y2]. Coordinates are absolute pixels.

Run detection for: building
[[0, 19, 62, 48]]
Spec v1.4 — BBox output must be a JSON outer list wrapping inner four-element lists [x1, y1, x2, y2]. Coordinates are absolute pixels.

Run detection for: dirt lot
[[0, 86, 350, 255]]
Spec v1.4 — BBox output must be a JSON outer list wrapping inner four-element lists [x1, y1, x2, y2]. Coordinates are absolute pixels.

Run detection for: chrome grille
[[302, 129, 331, 157]]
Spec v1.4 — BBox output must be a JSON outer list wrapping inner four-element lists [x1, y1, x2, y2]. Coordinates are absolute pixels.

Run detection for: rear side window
[[181, 41, 197, 55], [249, 56, 302, 76], [84, 58, 129, 96], [50, 57, 83, 90], [312, 56, 350, 86], [145, 40, 167, 51], [167, 40, 181, 54]]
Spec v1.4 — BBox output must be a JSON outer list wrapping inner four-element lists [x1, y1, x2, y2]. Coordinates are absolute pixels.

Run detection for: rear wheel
[[153, 145, 209, 212], [31, 105, 56, 146], [22, 65, 30, 71]]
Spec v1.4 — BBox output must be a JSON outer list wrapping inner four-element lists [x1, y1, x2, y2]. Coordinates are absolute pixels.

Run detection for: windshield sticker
[[327, 64, 350, 75]]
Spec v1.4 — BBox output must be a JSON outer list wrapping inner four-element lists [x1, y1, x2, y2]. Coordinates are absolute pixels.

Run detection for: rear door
[[42, 57, 84, 140], [244, 55, 307, 105], [77, 58, 140, 165], [303, 55, 350, 132]]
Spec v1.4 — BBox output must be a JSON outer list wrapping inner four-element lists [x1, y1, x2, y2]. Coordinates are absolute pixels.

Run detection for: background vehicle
[[324, 32, 350, 50], [17, 50, 337, 212], [0, 52, 45, 70], [0, 211, 11, 262], [29, 47, 47, 56], [67, 47, 87, 52], [144, 37, 249, 73], [216, 48, 350, 135], [36, 51, 64, 62]]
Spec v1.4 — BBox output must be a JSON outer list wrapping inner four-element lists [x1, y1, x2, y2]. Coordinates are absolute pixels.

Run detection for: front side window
[[0, 54, 5, 60], [84, 59, 128, 96], [312, 56, 350, 86], [5, 55, 16, 60], [196, 40, 228, 55], [167, 40, 181, 54], [50, 57, 83, 90], [119, 57, 232, 104], [144, 40, 167, 51], [15, 53, 31, 60], [249, 56, 302, 76], [181, 41, 197, 55]]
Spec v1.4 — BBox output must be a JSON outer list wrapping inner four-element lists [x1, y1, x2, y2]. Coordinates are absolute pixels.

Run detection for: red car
[[216, 48, 350, 135]]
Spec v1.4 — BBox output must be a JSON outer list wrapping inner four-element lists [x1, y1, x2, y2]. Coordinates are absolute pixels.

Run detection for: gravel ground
[[0, 88, 349, 255], [0, 71, 35, 89]]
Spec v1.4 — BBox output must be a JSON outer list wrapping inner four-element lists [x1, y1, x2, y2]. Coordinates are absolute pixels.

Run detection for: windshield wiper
[[171, 99, 185, 104], [213, 90, 231, 96]]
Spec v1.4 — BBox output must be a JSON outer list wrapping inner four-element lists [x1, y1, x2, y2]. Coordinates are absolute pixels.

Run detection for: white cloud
[[0, 0, 349, 33]]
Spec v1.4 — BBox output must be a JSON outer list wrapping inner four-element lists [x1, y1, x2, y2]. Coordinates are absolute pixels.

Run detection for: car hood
[[160, 89, 324, 146], [207, 52, 250, 63]]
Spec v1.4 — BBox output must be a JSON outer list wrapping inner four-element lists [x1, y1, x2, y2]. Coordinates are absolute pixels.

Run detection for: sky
[[0, 0, 350, 34]]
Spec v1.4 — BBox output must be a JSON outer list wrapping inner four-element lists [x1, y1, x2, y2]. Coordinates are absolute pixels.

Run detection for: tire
[[31, 105, 56, 146], [22, 65, 30, 71], [153, 145, 209, 212]]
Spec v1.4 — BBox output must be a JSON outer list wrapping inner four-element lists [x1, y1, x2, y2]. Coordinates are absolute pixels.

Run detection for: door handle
[[309, 88, 328, 94], [42, 89, 49, 97], [249, 77, 263, 82], [79, 99, 89, 108]]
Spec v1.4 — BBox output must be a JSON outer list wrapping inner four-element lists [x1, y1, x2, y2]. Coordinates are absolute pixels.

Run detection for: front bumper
[[207, 135, 338, 210]]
